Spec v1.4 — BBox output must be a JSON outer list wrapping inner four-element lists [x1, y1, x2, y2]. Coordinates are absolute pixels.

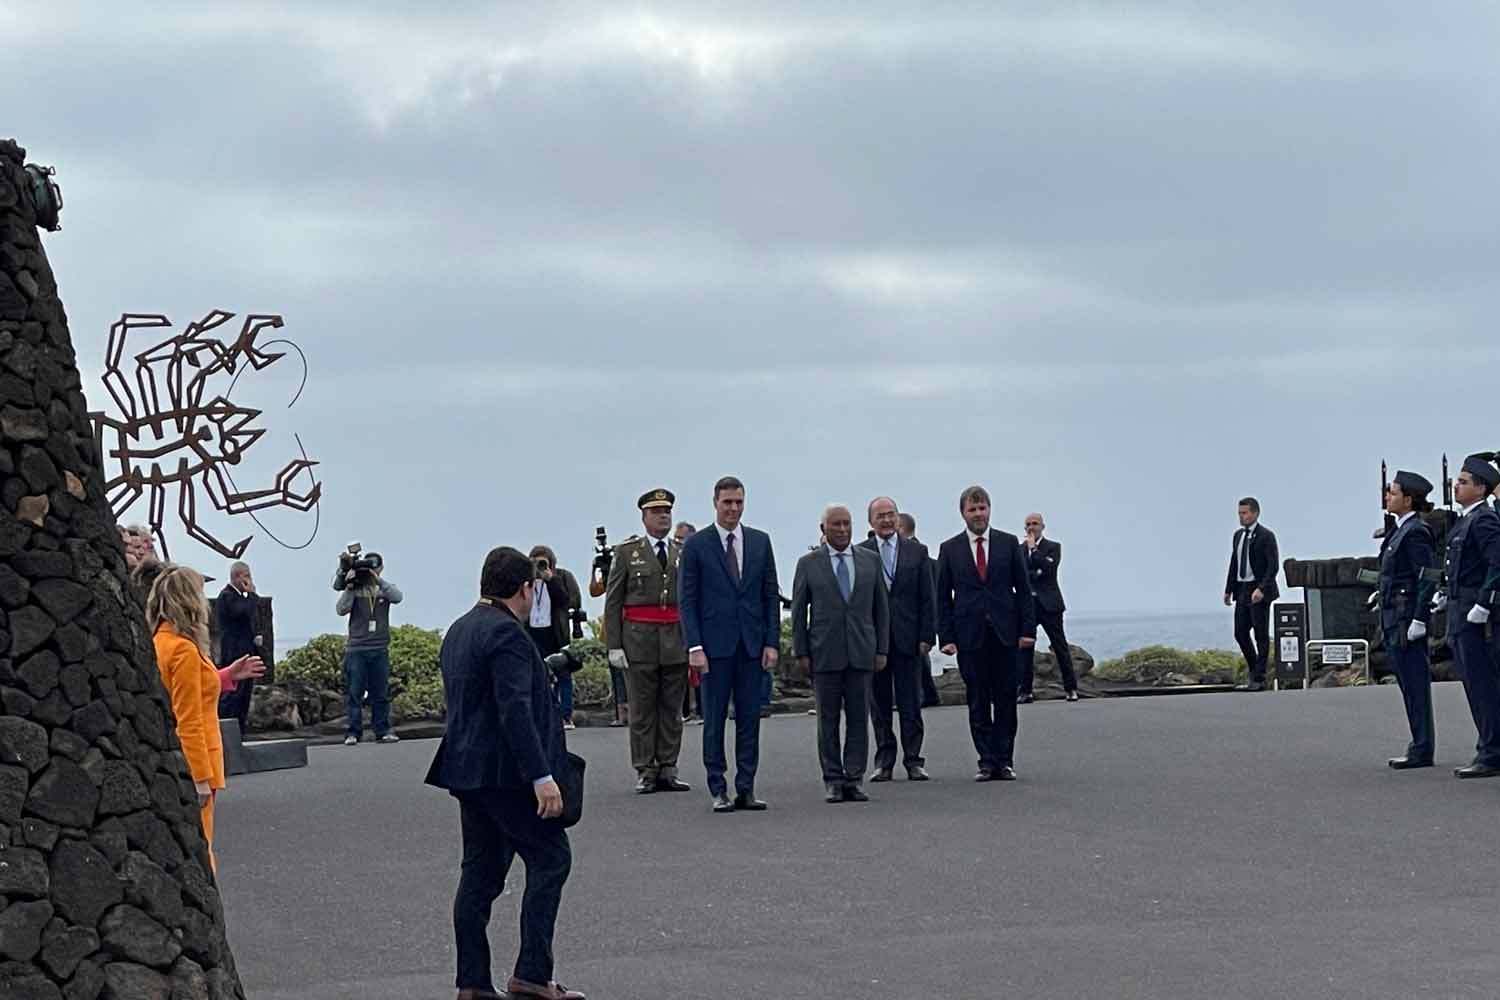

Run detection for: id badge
[[367, 620, 378, 634]]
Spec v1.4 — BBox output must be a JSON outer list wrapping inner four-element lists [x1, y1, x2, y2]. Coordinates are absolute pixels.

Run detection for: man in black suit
[[936, 485, 1037, 781], [1017, 514, 1078, 703], [1223, 497, 1281, 692], [425, 547, 585, 1000], [861, 497, 936, 781], [214, 560, 263, 727], [792, 505, 889, 802], [898, 513, 942, 709]]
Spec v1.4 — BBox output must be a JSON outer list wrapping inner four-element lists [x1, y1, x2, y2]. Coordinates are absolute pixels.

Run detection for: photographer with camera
[[333, 544, 404, 746], [527, 546, 584, 730]]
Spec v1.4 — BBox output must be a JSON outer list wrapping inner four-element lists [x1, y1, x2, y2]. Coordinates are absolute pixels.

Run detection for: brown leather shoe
[[507, 977, 586, 1000]]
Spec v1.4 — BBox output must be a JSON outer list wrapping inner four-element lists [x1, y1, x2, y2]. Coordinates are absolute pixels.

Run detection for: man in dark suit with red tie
[[936, 485, 1037, 781]]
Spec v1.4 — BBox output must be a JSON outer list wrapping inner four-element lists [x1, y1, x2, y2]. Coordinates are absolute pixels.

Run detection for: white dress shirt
[[714, 522, 745, 576], [876, 532, 898, 588], [827, 543, 856, 590], [1460, 500, 1485, 518], [1237, 524, 1257, 583], [967, 528, 990, 569]]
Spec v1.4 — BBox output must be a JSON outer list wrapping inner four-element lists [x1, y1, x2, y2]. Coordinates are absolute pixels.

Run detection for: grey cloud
[[7, 1, 1497, 649]]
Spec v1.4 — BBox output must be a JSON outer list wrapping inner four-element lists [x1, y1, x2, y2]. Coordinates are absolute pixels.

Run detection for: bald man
[[1019, 514, 1077, 702]]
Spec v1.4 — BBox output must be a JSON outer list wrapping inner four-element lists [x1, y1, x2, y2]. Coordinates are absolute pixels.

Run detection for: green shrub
[[280, 625, 446, 720], [277, 634, 346, 691], [571, 622, 612, 707], [1093, 645, 1243, 684]]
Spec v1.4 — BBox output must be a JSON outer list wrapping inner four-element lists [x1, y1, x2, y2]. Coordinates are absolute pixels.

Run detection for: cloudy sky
[[6, 2, 1498, 653]]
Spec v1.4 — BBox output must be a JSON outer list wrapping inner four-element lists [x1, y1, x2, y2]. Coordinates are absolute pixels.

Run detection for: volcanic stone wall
[[0, 139, 245, 999]]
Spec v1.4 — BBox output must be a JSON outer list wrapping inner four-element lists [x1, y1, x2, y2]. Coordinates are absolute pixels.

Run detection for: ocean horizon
[[274, 608, 1237, 669]]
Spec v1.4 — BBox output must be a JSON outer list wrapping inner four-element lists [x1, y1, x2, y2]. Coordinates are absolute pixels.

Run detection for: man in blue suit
[[936, 485, 1037, 781], [425, 547, 585, 1000], [680, 475, 782, 813]]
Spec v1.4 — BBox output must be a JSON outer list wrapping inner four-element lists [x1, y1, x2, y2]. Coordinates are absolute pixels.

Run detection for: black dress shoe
[[655, 776, 691, 792], [733, 793, 768, 811], [843, 784, 869, 802], [906, 765, 930, 781], [1016, 693, 1034, 704], [996, 766, 1018, 781], [825, 783, 844, 803], [1234, 681, 1267, 692], [974, 769, 994, 782], [870, 767, 894, 783], [1387, 756, 1434, 770], [634, 776, 656, 794], [712, 793, 735, 813], [1455, 763, 1500, 779]]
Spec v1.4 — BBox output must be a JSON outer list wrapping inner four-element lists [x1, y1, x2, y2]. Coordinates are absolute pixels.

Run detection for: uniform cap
[[1462, 455, 1500, 490], [638, 488, 675, 511], [1393, 470, 1433, 498]]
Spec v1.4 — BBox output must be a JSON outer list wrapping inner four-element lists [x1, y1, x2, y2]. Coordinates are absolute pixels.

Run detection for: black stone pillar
[[0, 139, 246, 999]]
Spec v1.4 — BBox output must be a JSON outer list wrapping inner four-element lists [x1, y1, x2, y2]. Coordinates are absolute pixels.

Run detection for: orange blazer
[[152, 624, 227, 791]]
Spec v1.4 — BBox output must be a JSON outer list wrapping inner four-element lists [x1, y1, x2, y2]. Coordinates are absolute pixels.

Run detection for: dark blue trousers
[[1385, 627, 1434, 762], [452, 790, 571, 991], [701, 643, 763, 797], [344, 646, 391, 739], [1451, 622, 1500, 767]]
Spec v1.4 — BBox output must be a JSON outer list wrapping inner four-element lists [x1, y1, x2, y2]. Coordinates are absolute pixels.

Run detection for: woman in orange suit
[[147, 565, 262, 868]]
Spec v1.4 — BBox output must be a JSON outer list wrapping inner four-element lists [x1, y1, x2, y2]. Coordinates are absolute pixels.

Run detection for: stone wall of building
[[0, 139, 245, 999]]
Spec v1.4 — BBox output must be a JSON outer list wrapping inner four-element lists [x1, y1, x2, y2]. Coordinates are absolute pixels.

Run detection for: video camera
[[543, 646, 585, 682], [335, 541, 383, 591], [588, 525, 613, 599]]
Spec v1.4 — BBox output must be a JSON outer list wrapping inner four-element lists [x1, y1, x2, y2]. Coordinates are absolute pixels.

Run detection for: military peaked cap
[[638, 488, 675, 510]]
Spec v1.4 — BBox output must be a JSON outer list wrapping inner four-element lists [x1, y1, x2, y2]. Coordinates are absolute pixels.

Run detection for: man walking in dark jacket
[[1017, 514, 1078, 703], [936, 486, 1036, 781], [425, 546, 585, 1000], [1223, 497, 1281, 692]]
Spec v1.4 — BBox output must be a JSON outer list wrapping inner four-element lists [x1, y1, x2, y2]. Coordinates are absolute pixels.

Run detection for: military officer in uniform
[[1378, 470, 1438, 769], [1438, 455, 1500, 779], [605, 489, 693, 794]]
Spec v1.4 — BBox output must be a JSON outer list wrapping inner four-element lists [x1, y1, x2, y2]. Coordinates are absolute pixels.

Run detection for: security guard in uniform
[[1378, 470, 1437, 769], [605, 489, 692, 794], [1437, 455, 1500, 779]]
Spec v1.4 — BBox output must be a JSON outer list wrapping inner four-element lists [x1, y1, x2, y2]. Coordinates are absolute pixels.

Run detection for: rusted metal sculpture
[[89, 309, 321, 559]]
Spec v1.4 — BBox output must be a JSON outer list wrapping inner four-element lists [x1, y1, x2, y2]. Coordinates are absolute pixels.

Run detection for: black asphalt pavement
[[218, 684, 1500, 1000]]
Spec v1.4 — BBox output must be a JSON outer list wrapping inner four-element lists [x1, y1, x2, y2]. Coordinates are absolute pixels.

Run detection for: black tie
[[1240, 530, 1252, 579], [655, 540, 667, 571]]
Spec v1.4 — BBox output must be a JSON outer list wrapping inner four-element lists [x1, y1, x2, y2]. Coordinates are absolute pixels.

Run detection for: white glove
[[1407, 620, 1427, 642], [1431, 593, 1449, 614], [608, 649, 628, 670], [1467, 605, 1491, 626], [1366, 591, 1379, 610]]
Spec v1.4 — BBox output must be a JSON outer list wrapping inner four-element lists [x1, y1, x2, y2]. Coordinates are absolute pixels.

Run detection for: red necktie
[[975, 536, 988, 583]]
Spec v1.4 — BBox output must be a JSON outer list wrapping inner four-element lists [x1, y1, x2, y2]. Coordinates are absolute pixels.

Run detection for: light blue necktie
[[836, 552, 852, 601], [881, 537, 896, 588]]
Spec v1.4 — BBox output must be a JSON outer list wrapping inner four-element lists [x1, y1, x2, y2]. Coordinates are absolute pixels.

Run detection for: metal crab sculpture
[[88, 309, 321, 560]]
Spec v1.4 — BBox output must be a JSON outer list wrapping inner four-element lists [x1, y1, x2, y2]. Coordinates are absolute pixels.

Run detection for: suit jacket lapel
[[735, 528, 755, 592]]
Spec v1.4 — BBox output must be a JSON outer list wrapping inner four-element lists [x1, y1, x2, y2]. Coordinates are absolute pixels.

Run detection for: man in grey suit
[[791, 504, 890, 803]]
